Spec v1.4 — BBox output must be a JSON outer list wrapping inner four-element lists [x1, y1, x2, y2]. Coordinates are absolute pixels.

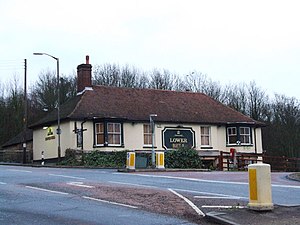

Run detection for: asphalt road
[[0, 165, 299, 225]]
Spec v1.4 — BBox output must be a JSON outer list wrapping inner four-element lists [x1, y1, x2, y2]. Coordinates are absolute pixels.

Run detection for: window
[[143, 124, 152, 146], [107, 123, 121, 145], [227, 127, 237, 145], [95, 123, 104, 145], [200, 126, 210, 146], [239, 127, 251, 144], [227, 126, 252, 145], [94, 122, 122, 146]]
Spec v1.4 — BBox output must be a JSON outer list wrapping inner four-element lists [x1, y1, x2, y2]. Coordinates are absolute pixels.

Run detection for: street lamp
[[33, 52, 61, 162], [150, 114, 157, 168]]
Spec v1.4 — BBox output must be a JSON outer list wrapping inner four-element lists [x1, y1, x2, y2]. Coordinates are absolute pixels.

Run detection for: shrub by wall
[[62, 148, 202, 169], [84, 150, 127, 167], [165, 147, 202, 169], [61, 149, 127, 168]]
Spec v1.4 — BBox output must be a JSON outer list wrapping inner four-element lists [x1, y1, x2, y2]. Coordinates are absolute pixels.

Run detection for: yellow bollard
[[248, 163, 274, 211], [126, 151, 135, 170], [155, 152, 165, 169]]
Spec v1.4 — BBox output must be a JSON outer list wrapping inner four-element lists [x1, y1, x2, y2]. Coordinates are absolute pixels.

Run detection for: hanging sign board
[[45, 127, 55, 141], [162, 127, 195, 150]]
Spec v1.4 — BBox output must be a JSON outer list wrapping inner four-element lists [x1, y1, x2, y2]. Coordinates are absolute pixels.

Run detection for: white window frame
[[143, 124, 152, 147], [227, 126, 252, 145], [95, 122, 104, 146], [107, 122, 121, 146], [200, 126, 211, 147], [227, 127, 237, 145], [239, 127, 251, 145]]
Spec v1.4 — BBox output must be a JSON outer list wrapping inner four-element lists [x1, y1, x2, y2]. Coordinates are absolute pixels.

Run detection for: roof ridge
[[93, 84, 207, 96]]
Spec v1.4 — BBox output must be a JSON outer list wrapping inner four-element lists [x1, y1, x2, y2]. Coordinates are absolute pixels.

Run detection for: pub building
[[30, 56, 264, 167]]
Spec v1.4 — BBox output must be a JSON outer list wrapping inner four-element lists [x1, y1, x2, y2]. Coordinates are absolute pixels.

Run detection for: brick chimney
[[77, 55, 92, 93]]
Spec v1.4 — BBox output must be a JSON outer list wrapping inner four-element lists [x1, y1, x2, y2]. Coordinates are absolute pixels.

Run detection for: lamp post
[[150, 114, 157, 168], [33, 52, 61, 162]]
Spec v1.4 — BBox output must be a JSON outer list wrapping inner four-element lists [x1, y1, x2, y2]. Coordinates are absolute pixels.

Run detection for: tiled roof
[[1, 129, 33, 148], [30, 85, 263, 128]]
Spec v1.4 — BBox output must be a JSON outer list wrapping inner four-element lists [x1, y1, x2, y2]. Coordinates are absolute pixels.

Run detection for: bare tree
[[149, 69, 176, 90], [93, 63, 121, 87], [136, 72, 149, 89], [29, 70, 76, 121], [247, 81, 269, 121]]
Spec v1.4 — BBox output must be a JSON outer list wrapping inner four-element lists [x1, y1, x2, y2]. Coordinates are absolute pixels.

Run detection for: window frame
[[143, 124, 152, 147], [239, 127, 251, 145], [227, 127, 238, 145], [107, 122, 122, 146], [95, 122, 105, 146], [226, 126, 252, 146], [94, 121, 123, 147], [200, 126, 211, 147]]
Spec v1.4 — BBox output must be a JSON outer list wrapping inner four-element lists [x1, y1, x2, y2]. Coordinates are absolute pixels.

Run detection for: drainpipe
[[81, 120, 87, 150]]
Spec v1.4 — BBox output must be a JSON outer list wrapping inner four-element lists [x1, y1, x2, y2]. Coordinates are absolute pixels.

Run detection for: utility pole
[[22, 59, 27, 164], [150, 114, 157, 168]]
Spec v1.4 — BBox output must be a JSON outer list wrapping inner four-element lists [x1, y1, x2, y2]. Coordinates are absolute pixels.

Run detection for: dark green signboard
[[162, 127, 195, 150]]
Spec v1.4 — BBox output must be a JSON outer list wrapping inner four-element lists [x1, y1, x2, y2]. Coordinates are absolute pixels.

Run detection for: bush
[[59, 148, 82, 166], [60, 149, 127, 168], [165, 147, 202, 169], [83, 150, 127, 168]]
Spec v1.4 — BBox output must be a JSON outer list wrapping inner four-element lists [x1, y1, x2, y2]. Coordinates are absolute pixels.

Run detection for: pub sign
[[162, 127, 195, 150]]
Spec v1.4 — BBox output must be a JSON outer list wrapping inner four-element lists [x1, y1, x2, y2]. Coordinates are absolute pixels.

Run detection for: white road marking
[[168, 188, 205, 217], [67, 182, 94, 188], [7, 169, 32, 173], [82, 196, 138, 209], [48, 174, 85, 180], [114, 173, 300, 189], [113, 172, 247, 185], [26, 186, 69, 195], [202, 205, 246, 209], [109, 181, 248, 200], [0, 182, 6, 185], [172, 188, 248, 200], [195, 196, 244, 199], [272, 184, 300, 189]]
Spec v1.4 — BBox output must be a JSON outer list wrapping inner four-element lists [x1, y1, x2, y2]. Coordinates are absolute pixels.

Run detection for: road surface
[[0, 165, 299, 224]]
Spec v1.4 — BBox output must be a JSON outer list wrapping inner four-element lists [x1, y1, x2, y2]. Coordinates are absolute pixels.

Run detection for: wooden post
[[219, 151, 223, 171]]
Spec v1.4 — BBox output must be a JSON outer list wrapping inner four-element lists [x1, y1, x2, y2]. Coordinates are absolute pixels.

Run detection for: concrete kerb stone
[[286, 173, 300, 182], [205, 205, 300, 225]]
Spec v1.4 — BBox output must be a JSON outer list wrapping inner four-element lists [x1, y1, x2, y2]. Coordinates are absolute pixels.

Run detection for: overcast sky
[[0, 0, 300, 99]]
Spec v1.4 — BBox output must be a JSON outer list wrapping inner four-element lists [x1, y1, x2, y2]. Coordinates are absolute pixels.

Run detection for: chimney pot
[[86, 55, 89, 64]]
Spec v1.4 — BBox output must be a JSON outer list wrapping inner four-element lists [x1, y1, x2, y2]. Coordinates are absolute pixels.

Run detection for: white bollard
[[41, 151, 45, 166], [156, 152, 165, 169], [248, 163, 274, 211], [126, 151, 135, 170]]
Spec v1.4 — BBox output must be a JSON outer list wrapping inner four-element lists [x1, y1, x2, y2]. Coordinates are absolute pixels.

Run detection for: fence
[[262, 155, 300, 172], [0, 149, 33, 163], [216, 151, 300, 172]]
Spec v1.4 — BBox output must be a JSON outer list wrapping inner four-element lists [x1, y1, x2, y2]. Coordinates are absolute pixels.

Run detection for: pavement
[[205, 173, 300, 225], [206, 205, 300, 225]]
